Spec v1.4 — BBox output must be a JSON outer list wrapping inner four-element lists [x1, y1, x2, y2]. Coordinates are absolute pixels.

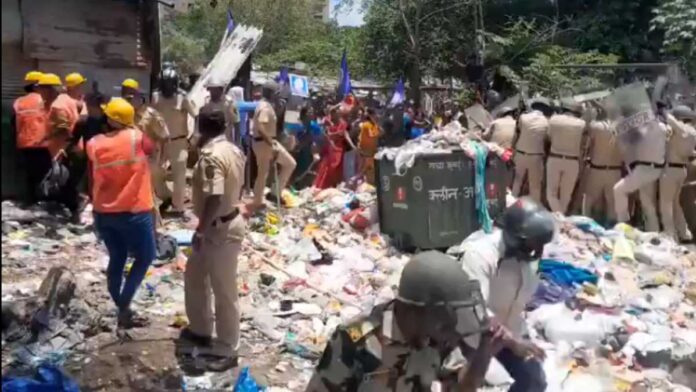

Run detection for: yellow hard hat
[[121, 78, 139, 90], [24, 71, 44, 84], [102, 97, 135, 127], [65, 72, 87, 88], [37, 73, 62, 87]]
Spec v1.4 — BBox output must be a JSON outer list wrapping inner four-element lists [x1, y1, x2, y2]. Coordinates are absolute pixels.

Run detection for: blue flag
[[226, 8, 235, 34], [276, 66, 290, 85], [389, 77, 405, 107], [338, 49, 352, 98]]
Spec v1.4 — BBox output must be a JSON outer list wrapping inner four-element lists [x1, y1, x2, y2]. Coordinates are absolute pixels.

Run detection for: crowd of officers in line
[[481, 97, 696, 243]]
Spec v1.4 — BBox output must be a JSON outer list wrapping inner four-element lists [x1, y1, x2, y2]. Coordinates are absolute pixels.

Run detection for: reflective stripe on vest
[[13, 93, 47, 148], [89, 128, 153, 213]]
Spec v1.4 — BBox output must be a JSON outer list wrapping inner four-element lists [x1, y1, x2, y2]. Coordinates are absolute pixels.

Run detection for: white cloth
[[458, 228, 540, 337]]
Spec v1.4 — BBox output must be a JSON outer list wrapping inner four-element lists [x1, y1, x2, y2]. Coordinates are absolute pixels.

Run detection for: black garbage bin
[[376, 150, 508, 251]]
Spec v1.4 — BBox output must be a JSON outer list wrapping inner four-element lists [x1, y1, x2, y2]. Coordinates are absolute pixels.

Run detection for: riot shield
[[608, 82, 662, 162]]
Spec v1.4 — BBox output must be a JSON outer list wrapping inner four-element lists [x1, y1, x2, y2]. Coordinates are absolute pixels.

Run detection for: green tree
[[651, 0, 696, 77]]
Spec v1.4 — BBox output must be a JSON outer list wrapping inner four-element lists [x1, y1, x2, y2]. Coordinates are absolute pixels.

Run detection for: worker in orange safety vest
[[12, 71, 50, 205], [65, 72, 87, 115], [86, 97, 157, 330]]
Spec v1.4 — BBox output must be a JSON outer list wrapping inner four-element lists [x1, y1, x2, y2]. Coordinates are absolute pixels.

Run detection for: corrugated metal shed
[[22, 0, 150, 68]]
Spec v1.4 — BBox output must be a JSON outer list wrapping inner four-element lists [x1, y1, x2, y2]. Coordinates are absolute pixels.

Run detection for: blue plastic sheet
[[2, 365, 79, 392], [168, 229, 195, 246], [527, 279, 577, 310], [233, 367, 265, 392], [539, 259, 598, 288]]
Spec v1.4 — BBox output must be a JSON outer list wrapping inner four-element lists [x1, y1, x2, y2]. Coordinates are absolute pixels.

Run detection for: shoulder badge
[[204, 164, 216, 180]]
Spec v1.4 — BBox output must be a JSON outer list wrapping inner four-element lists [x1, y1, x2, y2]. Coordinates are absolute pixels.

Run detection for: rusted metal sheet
[[38, 60, 151, 99], [22, 0, 149, 68]]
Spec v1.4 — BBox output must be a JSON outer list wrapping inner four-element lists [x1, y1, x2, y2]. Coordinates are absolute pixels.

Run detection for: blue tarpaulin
[[2, 365, 79, 392], [539, 259, 598, 288]]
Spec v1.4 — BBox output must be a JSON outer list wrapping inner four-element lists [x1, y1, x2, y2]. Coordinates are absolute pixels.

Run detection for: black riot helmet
[[160, 64, 179, 98], [502, 197, 555, 262], [397, 251, 488, 337], [262, 81, 279, 101]]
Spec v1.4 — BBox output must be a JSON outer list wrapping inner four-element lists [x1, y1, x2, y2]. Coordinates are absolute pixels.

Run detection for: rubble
[[2, 181, 696, 391]]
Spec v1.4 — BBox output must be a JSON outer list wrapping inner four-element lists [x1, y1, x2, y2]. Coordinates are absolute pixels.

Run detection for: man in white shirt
[[458, 197, 555, 392]]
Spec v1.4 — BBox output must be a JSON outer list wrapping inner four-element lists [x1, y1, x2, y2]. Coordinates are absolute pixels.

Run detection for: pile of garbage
[[2, 181, 696, 391]]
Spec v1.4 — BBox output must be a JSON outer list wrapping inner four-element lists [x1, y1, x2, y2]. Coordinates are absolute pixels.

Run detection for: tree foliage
[[650, 0, 696, 76]]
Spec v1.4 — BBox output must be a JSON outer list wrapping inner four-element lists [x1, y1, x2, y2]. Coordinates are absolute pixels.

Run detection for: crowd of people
[[9, 64, 696, 389]]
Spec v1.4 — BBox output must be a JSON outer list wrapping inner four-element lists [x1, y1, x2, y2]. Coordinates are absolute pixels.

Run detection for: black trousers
[[58, 152, 87, 213], [18, 147, 52, 204]]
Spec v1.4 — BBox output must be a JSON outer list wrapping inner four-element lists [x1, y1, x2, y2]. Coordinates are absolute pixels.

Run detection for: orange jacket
[[46, 93, 80, 157], [13, 93, 47, 149], [86, 127, 153, 213]]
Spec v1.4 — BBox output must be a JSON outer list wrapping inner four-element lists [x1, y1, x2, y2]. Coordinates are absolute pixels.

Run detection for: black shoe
[[205, 355, 238, 372], [179, 328, 212, 347], [159, 198, 172, 215]]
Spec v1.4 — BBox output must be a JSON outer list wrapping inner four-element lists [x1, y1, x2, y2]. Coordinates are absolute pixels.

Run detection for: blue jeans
[[95, 212, 156, 312], [495, 348, 547, 392]]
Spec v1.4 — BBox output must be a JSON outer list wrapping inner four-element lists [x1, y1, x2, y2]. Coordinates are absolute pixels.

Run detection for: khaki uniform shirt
[[548, 114, 586, 157], [307, 302, 463, 392], [252, 100, 277, 138], [483, 116, 516, 149], [153, 92, 195, 139], [587, 120, 623, 167], [192, 134, 246, 243], [515, 111, 548, 154], [136, 106, 169, 164], [665, 114, 696, 164]]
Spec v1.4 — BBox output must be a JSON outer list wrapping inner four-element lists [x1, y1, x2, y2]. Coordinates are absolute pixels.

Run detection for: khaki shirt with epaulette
[[483, 115, 516, 149], [548, 114, 586, 157], [665, 114, 696, 165], [153, 92, 196, 139], [515, 111, 548, 154], [252, 100, 277, 138], [192, 134, 246, 243], [588, 120, 623, 167], [306, 302, 464, 392]]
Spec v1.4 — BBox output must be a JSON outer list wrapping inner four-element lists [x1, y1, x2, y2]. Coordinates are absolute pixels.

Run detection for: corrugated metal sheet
[[38, 61, 151, 100], [2, 0, 22, 45], [2, 44, 37, 104], [22, 0, 149, 68]]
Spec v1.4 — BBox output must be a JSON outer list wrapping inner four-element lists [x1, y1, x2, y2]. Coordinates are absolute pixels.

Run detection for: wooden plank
[[22, 0, 148, 68]]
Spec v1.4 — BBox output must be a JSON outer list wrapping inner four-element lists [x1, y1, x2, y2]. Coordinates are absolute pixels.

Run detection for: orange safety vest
[[86, 127, 153, 213], [46, 94, 81, 156], [13, 93, 48, 149]]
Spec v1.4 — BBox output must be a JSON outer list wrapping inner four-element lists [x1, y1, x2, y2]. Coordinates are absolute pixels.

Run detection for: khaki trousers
[[185, 238, 241, 355], [546, 157, 580, 214], [154, 138, 188, 211], [613, 165, 661, 232], [582, 167, 622, 222], [252, 141, 297, 205], [659, 166, 691, 241], [512, 153, 544, 204]]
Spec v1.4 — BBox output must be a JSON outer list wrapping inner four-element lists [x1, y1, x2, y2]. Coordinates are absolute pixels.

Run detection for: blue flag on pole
[[226, 8, 235, 34], [276, 66, 290, 85], [338, 49, 352, 98], [389, 77, 405, 107]]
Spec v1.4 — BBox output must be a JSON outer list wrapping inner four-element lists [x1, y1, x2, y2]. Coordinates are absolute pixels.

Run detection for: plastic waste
[[233, 367, 265, 392], [2, 364, 80, 392]]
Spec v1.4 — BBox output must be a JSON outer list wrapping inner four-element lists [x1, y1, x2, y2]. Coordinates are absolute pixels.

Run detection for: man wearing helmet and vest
[[121, 78, 140, 98], [512, 99, 551, 204], [659, 105, 696, 242], [64, 72, 87, 115], [458, 197, 555, 392], [12, 71, 50, 205], [306, 251, 508, 392], [546, 100, 587, 214], [86, 97, 156, 329], [251, 81, 297, 207], [152, 66, 196, 216]]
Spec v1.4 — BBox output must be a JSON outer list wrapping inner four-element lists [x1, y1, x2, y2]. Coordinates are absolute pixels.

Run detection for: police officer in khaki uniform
[[180, 106, 247, 371], [125, 93, 170, 225], [306, 251, 507, 392], [546, 101, 587, 214], [512, 100, 550, 204], [582, 103, 623, 223], [660, 106, 696, 242], [483, 106, 516, 149], [613, 113, 669, 232], [153, 66, 196, 215], [251, 82, 296, 206], [200, 79, 239, 143]]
